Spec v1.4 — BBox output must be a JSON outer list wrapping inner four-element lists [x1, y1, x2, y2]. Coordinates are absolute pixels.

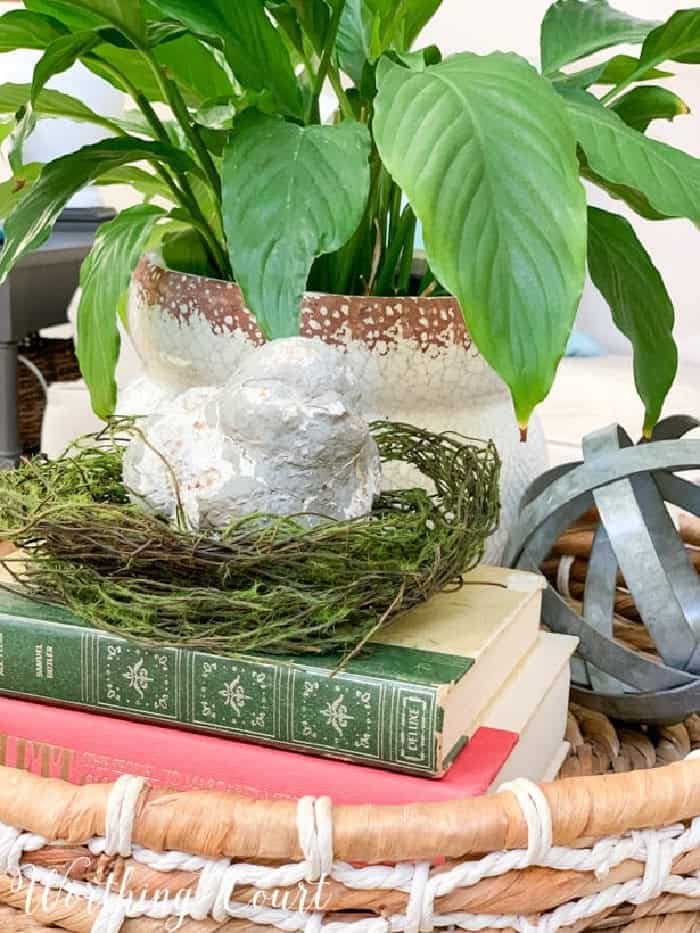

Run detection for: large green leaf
[[77, 205, 167, 418], [149, 0, 302, 117], [636, 9, 700, 69], [540, 0, 659, 75], [566, 91, 700, 224], [587, 207, 676, 434], [337, 0, 439, 85], [554, 53, 672, 89], [287, 0, 332, 55], [222, 114, 371, 338], [25, 0, 112, 32], [0, 163, 42, 223], [611, 85, 689, 132], [396, 0, 442, 48], [154, 34, 234, 103], [336, 0, 375, 84], [161, 226, 216, 278], [95, 165, 173, 201], [23, 0, 232, 106], [84, 37, 233, 108], [580, 161, 669, 221], [373, 54, 587, 426], [30, 31, 100, 106], [59, 0, 147, 47], [0, 9, 67, 52], [0, 83, 118, 133], [0, 137, 197, 285]]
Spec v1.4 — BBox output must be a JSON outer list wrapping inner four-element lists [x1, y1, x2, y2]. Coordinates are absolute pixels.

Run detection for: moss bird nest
[[0, 420, 500, 657]]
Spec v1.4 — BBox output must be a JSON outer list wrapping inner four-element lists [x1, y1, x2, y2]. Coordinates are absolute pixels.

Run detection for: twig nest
[[123, 337, 381, 529]]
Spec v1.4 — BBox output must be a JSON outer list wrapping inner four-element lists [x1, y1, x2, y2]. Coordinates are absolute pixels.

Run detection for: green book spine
[[0, 608, 446, 774]]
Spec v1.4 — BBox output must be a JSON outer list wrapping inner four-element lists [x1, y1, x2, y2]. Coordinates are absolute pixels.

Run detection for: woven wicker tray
[[0, 751, 700, 932]]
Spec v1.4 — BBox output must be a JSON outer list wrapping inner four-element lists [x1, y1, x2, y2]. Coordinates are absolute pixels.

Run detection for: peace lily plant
[[0, 0, 699, 436]]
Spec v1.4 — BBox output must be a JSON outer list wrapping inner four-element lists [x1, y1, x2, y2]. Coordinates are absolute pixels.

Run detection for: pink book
[[0, 696, 517, 804]]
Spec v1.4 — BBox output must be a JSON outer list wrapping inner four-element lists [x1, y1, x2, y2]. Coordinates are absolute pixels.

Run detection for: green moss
[[0, 419, 500, 659]]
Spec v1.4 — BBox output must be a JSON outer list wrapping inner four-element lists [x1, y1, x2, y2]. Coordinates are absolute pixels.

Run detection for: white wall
[[421, 1, 700, 363]]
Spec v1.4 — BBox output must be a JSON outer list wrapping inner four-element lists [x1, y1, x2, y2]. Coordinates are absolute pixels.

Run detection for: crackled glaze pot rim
[[133, 253, 474, 353]]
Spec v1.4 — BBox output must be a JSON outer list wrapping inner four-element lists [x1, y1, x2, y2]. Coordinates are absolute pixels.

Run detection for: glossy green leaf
[[395, 0, 442, 48], [60, 0, 147, 47], [580, 161, 669, 221], [25, 0, 110, 32], [84, 34, 233, 108], [337, 0, 440, 84], [30, 31, 100, 106], [8, 105, 36, 175], [374, 54, 587, 426], [222, 114, 371, 338], [541, 0, 659, 75], [587, 207, 676, 434], [95, 165, 173, 201], [0, 9, 67, 52], [336, 0, 375, 84], [154, 36, 234, 102], [149, 0, 302, 117], [566, 91, 700, 224], [0, 163, 42, 223], [77, 205, 167, 418], [636, 9, 700, 70], [288, 0, 332, 54], [0, 83, 118, 133], [612, 85, 689, 132], [0, 137, 197, 285], [554, 53, 672, 89], [161, 227, 215, 278]]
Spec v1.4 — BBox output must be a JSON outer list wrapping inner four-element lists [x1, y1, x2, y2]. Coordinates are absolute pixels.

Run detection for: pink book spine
[[0, 696, 517, 804]]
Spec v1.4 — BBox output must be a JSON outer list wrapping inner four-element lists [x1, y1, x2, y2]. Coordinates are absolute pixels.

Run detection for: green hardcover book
[[0, 565, 543, 776]]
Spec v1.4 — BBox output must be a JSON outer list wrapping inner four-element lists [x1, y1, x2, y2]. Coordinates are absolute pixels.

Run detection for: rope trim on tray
[[4, 763, 700, 932]]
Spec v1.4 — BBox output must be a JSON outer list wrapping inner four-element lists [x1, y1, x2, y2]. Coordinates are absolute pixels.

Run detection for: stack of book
[[0, 563, 576, 801]]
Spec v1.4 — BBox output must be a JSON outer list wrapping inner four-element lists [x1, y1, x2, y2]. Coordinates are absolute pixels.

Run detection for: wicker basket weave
[[1, 757, 700, 932], [16, 335, 81, 454]]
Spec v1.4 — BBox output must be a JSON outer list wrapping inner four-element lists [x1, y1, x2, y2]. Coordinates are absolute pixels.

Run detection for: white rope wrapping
[[104, 775, 146, 858], [497, 779, 553, 866], [0, 825, 46, 876], [297, 795, 334, 882]]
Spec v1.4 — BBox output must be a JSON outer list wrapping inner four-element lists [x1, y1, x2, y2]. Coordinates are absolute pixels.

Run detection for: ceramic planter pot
[[127, 255, 547, 560]]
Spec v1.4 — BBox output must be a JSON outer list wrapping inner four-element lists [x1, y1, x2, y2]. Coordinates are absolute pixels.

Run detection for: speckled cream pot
[[127, 255, 548, 560]]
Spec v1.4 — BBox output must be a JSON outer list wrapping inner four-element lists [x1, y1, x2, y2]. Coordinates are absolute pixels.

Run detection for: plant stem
[[309, 0, 346, 123], [374, 206, 416, 296], [89, 53, 230, 279], [138, 53, 231, 276], [156, 67, 222, 202], [600, 73, 638, 105], [397, 210, 417, 294], [328, 68, 355, 121]]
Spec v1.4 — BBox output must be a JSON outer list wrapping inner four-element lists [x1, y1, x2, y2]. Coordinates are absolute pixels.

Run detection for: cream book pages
[[486, 632, 578, 788]]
